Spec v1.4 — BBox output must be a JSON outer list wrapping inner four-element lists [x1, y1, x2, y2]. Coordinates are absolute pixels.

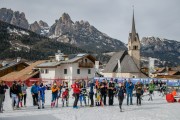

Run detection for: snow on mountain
[[7, 27, 29, 36]]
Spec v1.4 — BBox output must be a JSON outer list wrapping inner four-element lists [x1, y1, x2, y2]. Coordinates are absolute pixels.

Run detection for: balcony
[[79, 62, 94, 68]]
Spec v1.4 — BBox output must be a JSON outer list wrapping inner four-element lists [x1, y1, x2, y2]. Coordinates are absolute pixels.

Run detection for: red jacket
[[71, 83, 80, 94]]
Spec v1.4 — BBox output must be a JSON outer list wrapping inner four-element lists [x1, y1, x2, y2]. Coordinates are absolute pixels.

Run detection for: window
[[133, 46, 138, 50], [85, 59, 87, 63], [64, 69, 67, 74], [45, 69, 49, 74], [77, 69, 80, 74], [88, 69, 91, 74], [132, 75, 136, 78], [41, 69, 44, 74]]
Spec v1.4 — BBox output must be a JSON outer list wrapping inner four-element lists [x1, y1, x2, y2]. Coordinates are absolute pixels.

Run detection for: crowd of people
[[0, 79, 174, 113]]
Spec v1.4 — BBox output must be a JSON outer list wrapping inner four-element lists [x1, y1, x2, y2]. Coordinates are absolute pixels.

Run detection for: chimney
[[55, 50, 64, 62], [17, 57, 21, 62]]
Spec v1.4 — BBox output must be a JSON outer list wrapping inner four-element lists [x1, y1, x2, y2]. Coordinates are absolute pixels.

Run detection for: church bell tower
[[128, 10, 141, 69]]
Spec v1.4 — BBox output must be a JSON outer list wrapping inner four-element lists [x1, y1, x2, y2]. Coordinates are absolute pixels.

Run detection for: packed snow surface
[[1, 89, 180, 120]]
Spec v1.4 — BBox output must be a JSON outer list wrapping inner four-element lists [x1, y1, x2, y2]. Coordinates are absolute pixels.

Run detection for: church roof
[[103, 51, 140, 73]]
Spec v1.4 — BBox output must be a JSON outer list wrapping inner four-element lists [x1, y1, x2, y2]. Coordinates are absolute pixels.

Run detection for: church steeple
[[128, 9, 141, 69], [131, 10, 136, 41]]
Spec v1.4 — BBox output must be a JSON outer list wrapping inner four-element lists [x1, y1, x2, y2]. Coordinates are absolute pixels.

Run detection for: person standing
[[148, 81, 155, 101], [31, 82, 39, 106], [100, 79, 107, 106], [61, 86, 69, 107], [10, 81, 19, 110], [71, 80, 80, 109], [126, 79, 134, 105], [0, 81, 6, 113], [135, 81, 143, 105], [108, 79, 115, 106], [117, 82, 126, 112], [51, 83, 59, 108], [17, 81, 22, 108], [89, 80, 95, 107], [79, 80, 87, 107], [38, 83, 46, 109], [21, 82, 27, 107]]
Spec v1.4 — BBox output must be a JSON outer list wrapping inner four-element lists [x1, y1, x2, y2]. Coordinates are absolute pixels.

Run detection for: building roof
[[0, 60, 45, 82], [0, 61, 29, 71], [36, 54, 96, 68], [103, 51, 140, 73]]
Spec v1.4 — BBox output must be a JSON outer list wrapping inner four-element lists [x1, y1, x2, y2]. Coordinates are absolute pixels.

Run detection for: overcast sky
[[0, 0, 180, 43]]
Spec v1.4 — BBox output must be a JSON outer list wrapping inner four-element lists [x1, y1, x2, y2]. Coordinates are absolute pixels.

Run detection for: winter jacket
[[21, 84, 27, 94], [31, 85, 39, 94], [108, 82, 115, 95], [89, 82, 95, 94], [126, 82, 134, 94], [51, 86, 59, 95], [148, 83, 155, 92], [100, 82, 107, 95], [71, 83, 80, 94], [10, 84, 19, 97], [117, 86, 126, 97], [135, 84, 143, 94], [0, 85, 6, 94], [38, 86, 46, 97]]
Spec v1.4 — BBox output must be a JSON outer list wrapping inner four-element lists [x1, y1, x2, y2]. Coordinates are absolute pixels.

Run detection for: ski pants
[[73, 93, 79, 107], [89, 93, 94, 106], [118, 96, 124, 109], [101, 94, 106, 105], [0, 94, 5, 112], [108, 94, 114, 105], [32, 93, 38, 106], [38, 95, 45, 106], [79, 94, 86, 105], [52, 93, 58, 102], [127, 92, 133, 105], [21, 94, 27, 106], [136, 93, 141, 105]]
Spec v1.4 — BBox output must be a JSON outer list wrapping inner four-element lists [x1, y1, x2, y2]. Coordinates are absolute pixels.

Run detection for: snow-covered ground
[[1, 89, 180, 120]]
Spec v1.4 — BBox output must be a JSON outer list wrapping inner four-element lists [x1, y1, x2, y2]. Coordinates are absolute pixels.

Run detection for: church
[[102, 11, 147, 78]]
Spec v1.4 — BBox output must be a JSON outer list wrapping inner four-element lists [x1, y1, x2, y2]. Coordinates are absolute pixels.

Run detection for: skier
[[21, 82, 27, 107], [31, 82, 39, 106], [148, 81, 155, 101], [126, 79, 134, 105], [135, 81, 143, 105], [100, 79, 107, 106], [38, 83, 46, 109], [0, 81, 6, 113], [10, 81, 19, 110], [117, 82, 126, 112], [71, 80, 80, 109], [51, 83, 59, 108], [108, 79, 116, 106]]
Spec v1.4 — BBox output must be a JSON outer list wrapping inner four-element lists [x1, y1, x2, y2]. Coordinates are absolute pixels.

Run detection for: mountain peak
[[38, 20, 49, 27], [0, 8, 29, 29], [60, 13, 73, 24]]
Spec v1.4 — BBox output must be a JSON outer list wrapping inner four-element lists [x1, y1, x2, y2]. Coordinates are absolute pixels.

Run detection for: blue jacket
[[38, 86, 46, 97], [126, 82, 134, 94], [31, 85, 39, 94], [89, 82, 95, 94]]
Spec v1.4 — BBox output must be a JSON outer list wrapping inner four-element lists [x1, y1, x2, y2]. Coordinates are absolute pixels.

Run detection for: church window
[[133, 46, 138, 50]]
